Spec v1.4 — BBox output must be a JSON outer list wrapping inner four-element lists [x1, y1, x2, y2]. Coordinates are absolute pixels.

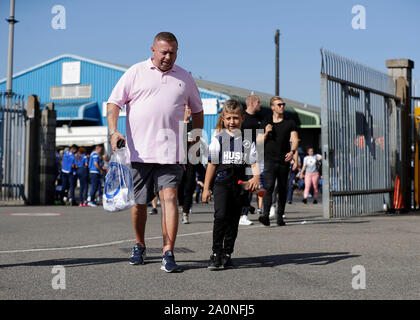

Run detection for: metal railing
[[0, 92, 27, 202], [320, 49, 401, 218]]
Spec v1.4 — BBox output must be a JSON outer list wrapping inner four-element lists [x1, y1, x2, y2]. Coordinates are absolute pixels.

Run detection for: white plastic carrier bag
[[103, 147, 134, 212]]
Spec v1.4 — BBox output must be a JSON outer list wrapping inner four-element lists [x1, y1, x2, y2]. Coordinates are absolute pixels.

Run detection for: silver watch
[[109, 130, 118, 138]]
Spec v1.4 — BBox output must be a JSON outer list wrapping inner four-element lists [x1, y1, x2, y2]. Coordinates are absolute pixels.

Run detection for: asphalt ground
[[1, 193, 419, 302]]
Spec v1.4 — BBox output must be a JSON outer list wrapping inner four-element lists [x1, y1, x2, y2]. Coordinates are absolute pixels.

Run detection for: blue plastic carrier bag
[[103, 147, 134, 212]]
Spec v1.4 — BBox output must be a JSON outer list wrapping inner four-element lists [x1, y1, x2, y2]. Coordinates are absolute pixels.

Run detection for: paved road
[[1, 194, 419, 300]]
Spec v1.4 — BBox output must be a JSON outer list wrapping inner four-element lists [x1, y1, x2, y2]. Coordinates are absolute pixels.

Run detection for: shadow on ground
[[178, 252, 361, 271], [0, 251, 360, 270]]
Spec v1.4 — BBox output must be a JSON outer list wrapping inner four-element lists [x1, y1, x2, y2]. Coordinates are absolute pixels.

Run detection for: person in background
[[87, 144, 104, 207], [194, 163, 206, 204], [60, 144, 78, 206], [75, 147, 89, 207], [300, 147, 322, 204], [239, 95, 263, 225], [257, 96, 299, 227], [180, 105, 199, 224], [149, 195, 159, 215], [286, 142, 301, 204]]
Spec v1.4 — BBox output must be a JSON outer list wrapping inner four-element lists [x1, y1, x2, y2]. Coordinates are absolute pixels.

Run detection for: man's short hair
[[154, 32, 178, 45], [245, 95, 259, 106], [270, 96, 283, 106]]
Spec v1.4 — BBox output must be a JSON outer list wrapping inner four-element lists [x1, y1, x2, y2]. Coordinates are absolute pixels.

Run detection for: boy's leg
[[223, 190, 243, 255], [212, 183, 229, 255]]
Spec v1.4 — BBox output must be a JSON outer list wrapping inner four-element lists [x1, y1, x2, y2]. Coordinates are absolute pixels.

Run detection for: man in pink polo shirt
[[107, 32, 204, 272]]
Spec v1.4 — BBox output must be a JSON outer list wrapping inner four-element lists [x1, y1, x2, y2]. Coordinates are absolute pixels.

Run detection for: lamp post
[[5, 0, 18, 107], [275, 29, 280, 96]]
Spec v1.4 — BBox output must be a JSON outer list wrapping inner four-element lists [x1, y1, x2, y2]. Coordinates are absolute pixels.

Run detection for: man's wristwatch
[[109, 130, 118, 138], [290, 150, 296, 154]]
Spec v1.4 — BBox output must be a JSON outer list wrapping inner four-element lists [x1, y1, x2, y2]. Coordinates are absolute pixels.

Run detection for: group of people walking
[[56, 144, 106, 207], [102, 31, 323, 272]]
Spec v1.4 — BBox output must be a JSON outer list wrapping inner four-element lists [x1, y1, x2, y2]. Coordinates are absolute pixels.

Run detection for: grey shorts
[[130, 163, 184, 204]]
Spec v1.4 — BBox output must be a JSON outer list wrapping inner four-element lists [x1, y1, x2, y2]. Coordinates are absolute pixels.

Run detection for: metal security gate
[[0, 93, 27, 202], [320, 50, 401, 218]]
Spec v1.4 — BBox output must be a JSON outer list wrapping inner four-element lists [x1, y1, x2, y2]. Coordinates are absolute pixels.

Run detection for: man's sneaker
[[222, 253, 234, 269], [302, 198, 307, 204], [87, 201, 98, 207], [239, 215, 253, 225], [258, 215, 270, 226], [313, 199, 318, 204], [269, 205, 276, 218], [208, 253, 224, 271], [182, 215, 190, 224], [161, 250, 181, 273], [277, 219, 286, 226], [128, 243, 146, 265], [149, 208, 158, 215]]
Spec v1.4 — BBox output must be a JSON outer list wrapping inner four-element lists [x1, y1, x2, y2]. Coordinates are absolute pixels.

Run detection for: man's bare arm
[[285, 130, 299, 162], [107, 103, 124, 150], [191, 110, 204, 143]]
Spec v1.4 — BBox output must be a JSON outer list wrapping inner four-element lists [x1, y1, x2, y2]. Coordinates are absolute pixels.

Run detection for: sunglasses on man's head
[[275, 102, 285, 107]]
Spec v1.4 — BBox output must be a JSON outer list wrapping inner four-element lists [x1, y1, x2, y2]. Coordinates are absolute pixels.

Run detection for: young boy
[[202, 100, 261, 270]]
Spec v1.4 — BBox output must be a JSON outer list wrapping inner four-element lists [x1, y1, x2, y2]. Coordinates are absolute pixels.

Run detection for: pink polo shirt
[[107, 58, 203, 164]]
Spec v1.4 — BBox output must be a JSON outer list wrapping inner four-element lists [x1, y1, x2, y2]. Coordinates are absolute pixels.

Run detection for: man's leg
[[131, 203, 148, 247], [159, 187, 179, 254], [262, 161, 276, 218], [276, 164, 290, 224]]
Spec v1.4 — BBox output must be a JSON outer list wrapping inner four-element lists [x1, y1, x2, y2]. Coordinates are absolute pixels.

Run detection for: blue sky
[[0, 0, 419, 106]]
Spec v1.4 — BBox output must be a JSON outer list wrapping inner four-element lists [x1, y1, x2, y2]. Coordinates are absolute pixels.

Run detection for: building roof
[[194, 78, 320, 128], [1, 54, 321, 128]]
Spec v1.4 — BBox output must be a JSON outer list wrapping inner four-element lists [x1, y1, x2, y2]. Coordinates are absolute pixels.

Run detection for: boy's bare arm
[[202, 163, 216, 203]]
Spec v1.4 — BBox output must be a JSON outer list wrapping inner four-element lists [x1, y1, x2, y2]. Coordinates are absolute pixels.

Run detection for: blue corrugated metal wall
[[0, 55, 227, 141]]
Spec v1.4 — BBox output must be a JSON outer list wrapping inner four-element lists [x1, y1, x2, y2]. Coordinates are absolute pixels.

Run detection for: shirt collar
[[148, 57, 177, 74]]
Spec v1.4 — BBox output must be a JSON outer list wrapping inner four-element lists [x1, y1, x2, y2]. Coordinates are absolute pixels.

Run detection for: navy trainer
[[161, 250, 181, 273], [128, 243, 146, 265]]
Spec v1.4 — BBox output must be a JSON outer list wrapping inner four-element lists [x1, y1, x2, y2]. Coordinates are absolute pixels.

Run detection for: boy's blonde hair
[[215, 99, 243, 131]]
